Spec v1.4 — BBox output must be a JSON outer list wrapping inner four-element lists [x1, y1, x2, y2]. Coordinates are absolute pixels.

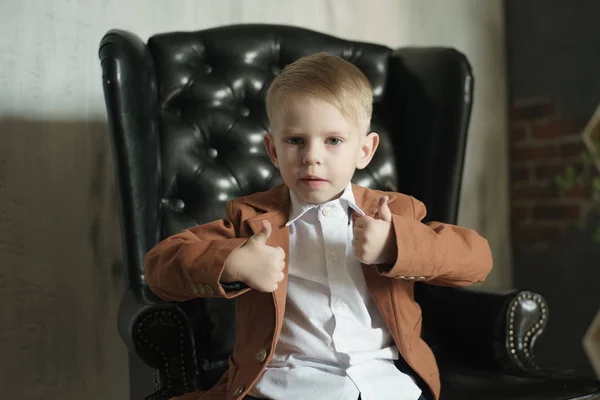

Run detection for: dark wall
[[505, 0, 600, 378], [506, 0, 600, 120]]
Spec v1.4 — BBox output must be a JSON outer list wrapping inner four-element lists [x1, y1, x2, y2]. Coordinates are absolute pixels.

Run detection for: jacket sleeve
[[144, 200, 251, 301], [378, 196, 493, 287]]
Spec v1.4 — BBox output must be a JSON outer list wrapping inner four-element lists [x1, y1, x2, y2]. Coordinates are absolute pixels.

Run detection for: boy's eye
[[326, 138, 343, 145], [285, 137, 304, 145]]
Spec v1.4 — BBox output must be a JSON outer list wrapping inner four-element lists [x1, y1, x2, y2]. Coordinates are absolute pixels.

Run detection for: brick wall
[[509, 99, 595, 245]]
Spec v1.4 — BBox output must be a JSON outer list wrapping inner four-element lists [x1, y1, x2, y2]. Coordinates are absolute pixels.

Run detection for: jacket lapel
[[246, 200, 291, 332], [352, 185, 403, 344]]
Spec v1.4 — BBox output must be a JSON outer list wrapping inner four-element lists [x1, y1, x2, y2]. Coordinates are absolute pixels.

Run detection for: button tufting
[[171, 198, 185, 211], [167, 107, 182, 116], [240, 106, 250, 117], [207, 148, 218, 159], [271, 65, 281, 75]]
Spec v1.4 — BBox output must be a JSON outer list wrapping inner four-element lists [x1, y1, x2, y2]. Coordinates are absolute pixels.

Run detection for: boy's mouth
[[300, 175, 327, 182], [299, 176, 328, 187]]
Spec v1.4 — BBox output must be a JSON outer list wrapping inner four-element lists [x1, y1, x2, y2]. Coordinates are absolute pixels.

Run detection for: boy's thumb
[[250, 220, 272, 244], [376, 196, 392, 222]]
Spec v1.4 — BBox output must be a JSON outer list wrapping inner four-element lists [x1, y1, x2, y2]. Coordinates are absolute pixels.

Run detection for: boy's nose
[[302, 144, 323, 165]]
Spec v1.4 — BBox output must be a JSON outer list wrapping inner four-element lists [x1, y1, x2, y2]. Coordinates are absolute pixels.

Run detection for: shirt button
[[322, 207, 333, 216], [333, 299, 346, 311], [328, 251, 338, 261], [253, 348, 267, 363]]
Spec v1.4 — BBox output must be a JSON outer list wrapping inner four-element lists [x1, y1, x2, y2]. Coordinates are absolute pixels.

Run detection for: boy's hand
[[223, 220, 286, 292], [353, 196, 397, 265]]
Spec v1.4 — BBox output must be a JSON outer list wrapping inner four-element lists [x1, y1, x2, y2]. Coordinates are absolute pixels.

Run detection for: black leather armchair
[[99, 24, 600, 400]]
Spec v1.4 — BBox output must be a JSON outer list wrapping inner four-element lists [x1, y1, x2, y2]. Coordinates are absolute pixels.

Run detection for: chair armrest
[[118, 288, 201, 400], [416, 284, 549, 374], [119, 287, 235, 399]]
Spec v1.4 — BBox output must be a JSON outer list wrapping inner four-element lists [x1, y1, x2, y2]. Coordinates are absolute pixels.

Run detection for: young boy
[[145, 53, 493, 400]]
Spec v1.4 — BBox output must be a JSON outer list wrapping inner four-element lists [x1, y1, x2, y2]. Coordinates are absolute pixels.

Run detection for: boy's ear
[[356, 132, 379, 169], [264, 133, 279, 168]]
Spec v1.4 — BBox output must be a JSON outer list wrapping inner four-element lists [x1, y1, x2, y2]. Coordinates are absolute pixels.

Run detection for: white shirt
[[249, 184, 421, 400]]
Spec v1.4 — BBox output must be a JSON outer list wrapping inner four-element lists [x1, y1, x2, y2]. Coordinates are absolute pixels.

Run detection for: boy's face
[[264, 95, 379, 204]]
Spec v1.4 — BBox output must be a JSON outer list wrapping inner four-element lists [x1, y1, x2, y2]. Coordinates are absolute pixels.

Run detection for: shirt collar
[[286, 183, 365, 226]]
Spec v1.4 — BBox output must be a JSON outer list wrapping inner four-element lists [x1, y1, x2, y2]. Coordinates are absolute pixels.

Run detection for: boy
[[145, 53, 493, 400]]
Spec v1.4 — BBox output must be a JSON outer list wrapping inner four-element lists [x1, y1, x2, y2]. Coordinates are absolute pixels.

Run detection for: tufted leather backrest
[[100, 24, 473, 387], [150, 26, 402, 240]]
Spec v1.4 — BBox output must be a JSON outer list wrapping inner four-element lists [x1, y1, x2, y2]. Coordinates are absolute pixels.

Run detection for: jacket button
[[254, 348, 267, 363], [204, 285, 215, 295], [232, 384, 244, 398], [195, 284, 206, 295]]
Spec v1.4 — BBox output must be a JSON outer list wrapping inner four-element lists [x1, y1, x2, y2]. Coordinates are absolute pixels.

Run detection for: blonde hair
[[266, 53, 373, 133]]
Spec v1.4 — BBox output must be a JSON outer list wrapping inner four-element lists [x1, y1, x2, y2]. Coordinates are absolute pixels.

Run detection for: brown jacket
[[145, 184, 493, 400]]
